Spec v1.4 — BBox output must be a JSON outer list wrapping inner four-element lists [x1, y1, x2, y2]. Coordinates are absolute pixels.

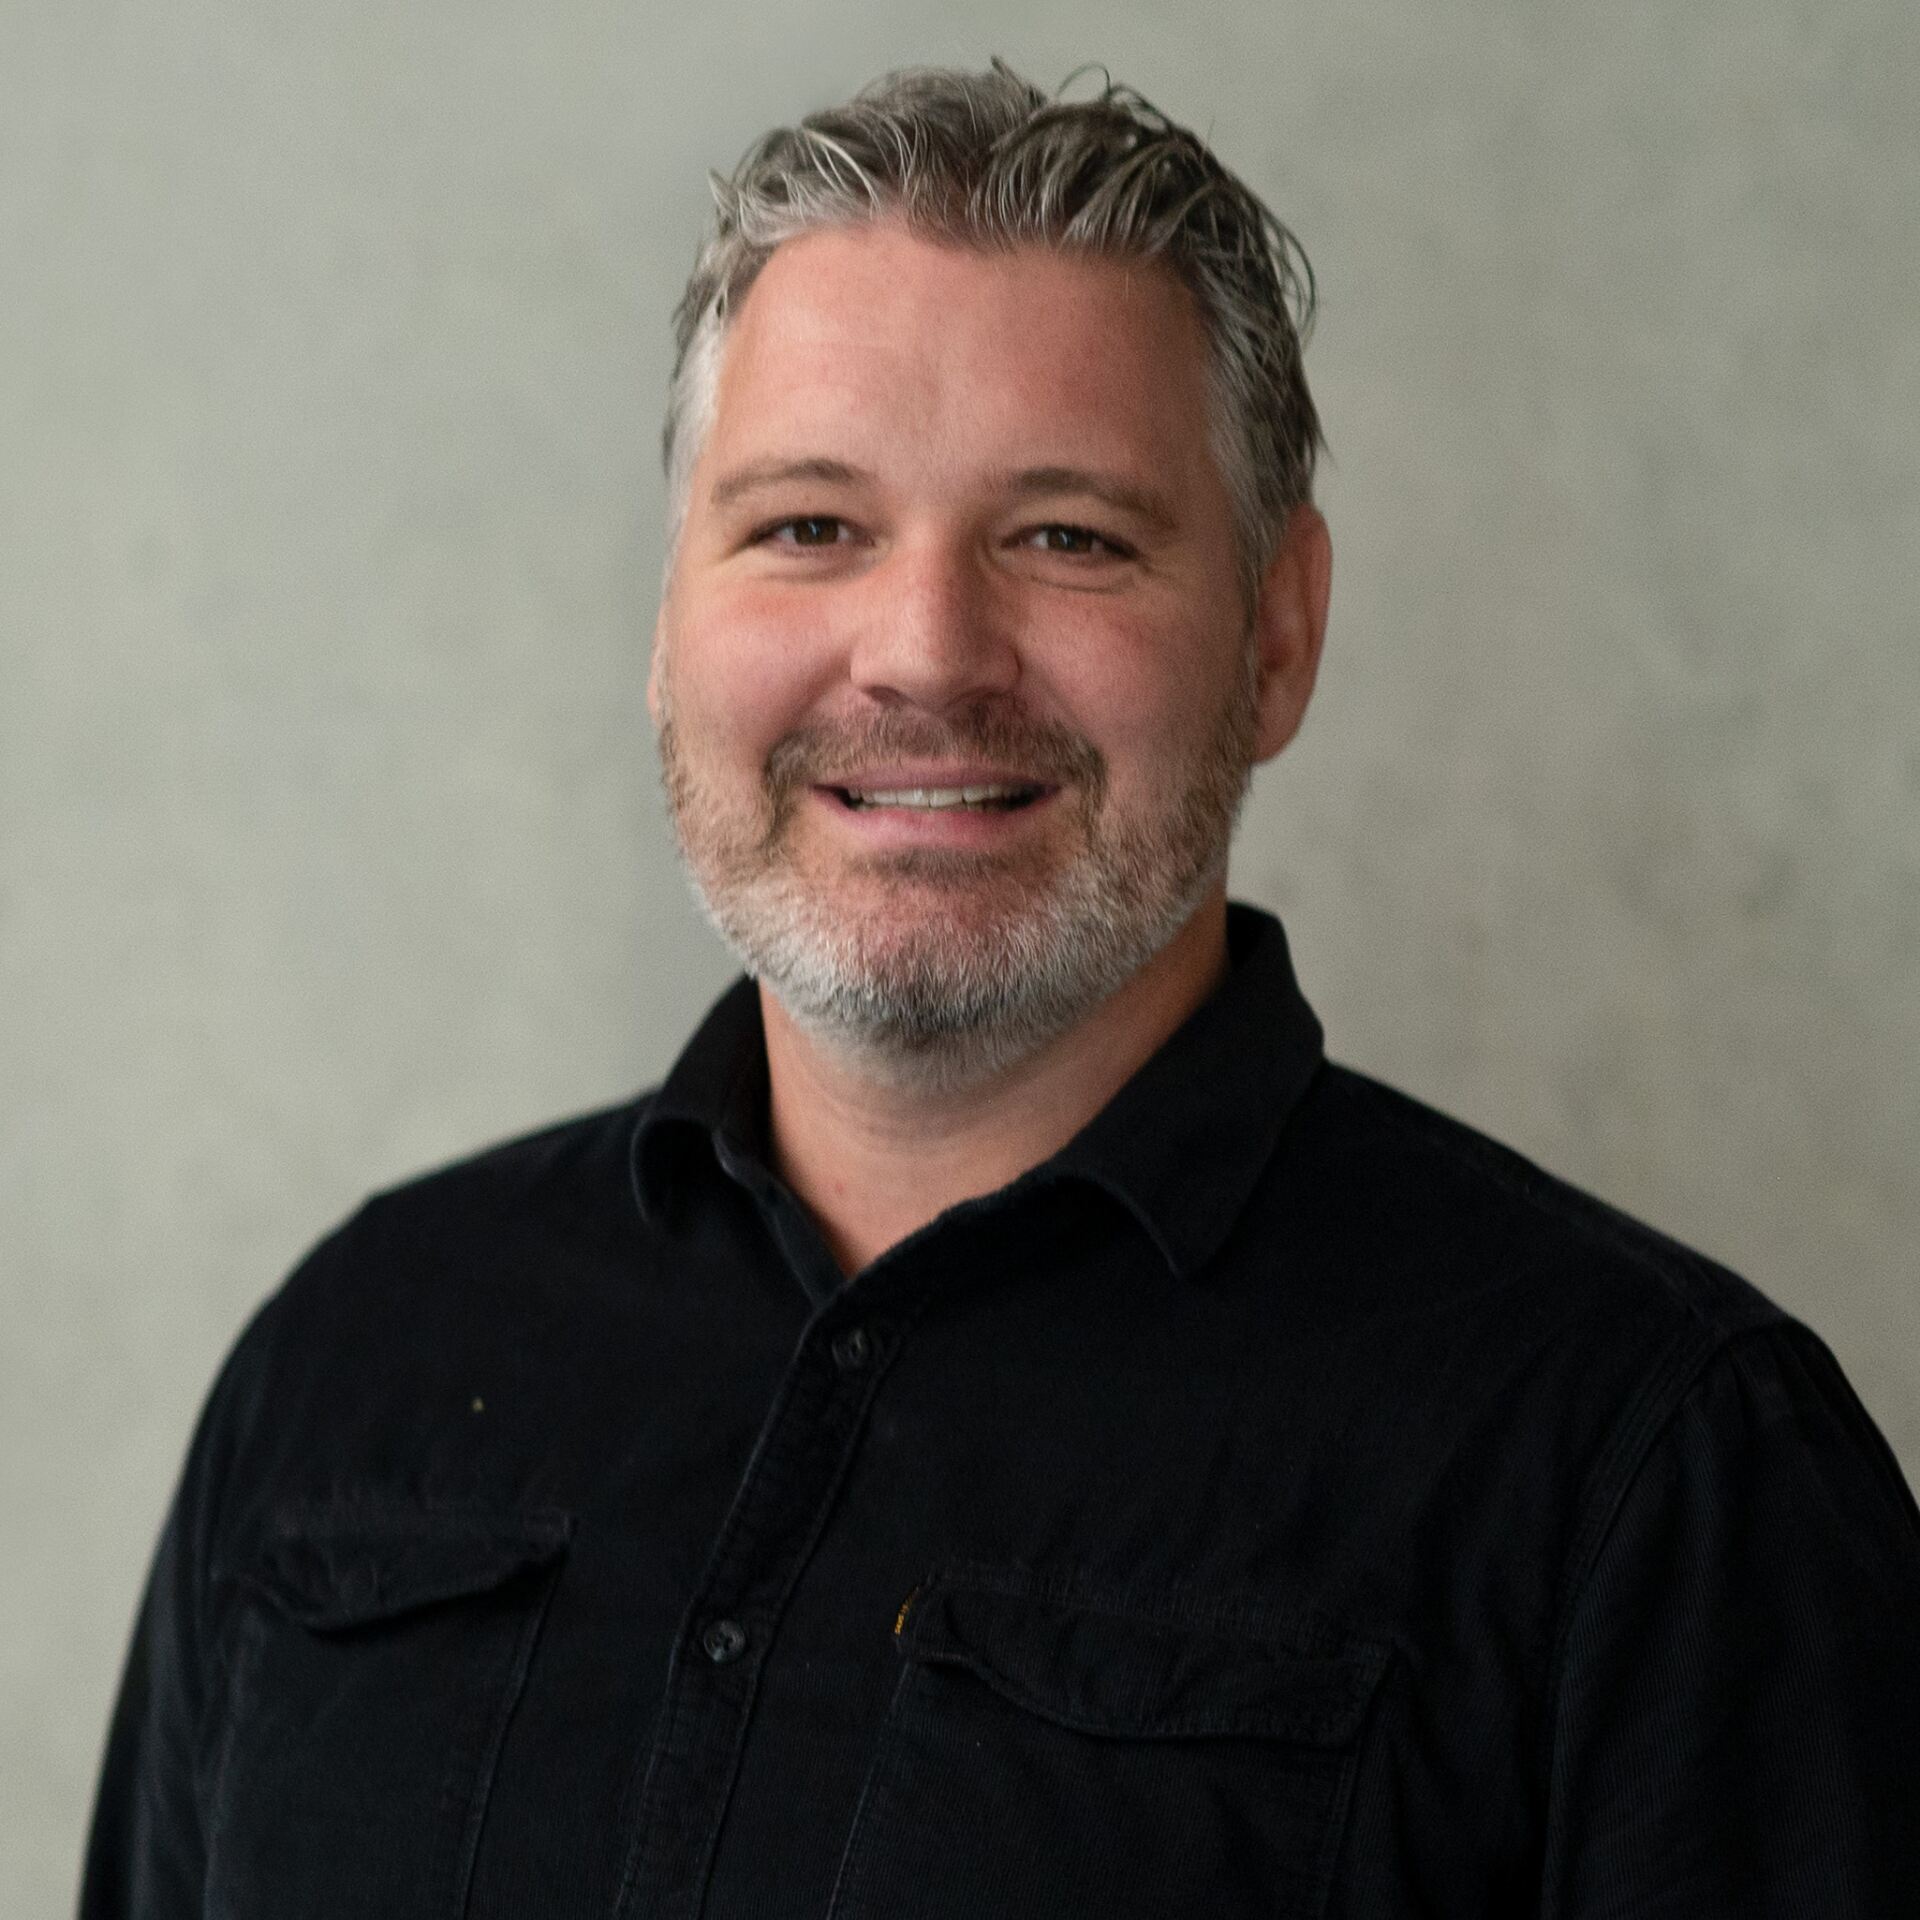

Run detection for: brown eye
[[1041, 526, 1099, 553], [773, 517, 844, 547], [1028, 524, 1128, 558]]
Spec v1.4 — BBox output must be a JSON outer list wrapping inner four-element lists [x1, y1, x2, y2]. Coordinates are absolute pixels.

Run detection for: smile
[[833, 783, 1044, 812]]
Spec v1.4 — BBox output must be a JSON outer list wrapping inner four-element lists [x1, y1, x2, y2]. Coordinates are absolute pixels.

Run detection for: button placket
[[612, 1312, 901, 1920]]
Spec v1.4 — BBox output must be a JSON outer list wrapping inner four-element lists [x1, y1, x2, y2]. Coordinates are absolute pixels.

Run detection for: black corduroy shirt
[[84, 904, 1920, 1918]]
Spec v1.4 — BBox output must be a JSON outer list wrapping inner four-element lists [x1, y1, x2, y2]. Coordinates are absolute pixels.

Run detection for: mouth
[[826, 780, 1049, 814]]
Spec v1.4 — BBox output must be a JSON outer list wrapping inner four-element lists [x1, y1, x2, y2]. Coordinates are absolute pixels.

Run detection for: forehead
[[700, 223, 1222, 491]]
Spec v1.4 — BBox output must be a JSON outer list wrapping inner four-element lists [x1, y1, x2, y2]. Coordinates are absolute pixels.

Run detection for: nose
[[845, 534, 1020, 711]]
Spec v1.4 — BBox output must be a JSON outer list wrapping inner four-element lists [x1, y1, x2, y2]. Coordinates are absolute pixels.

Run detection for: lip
[[812, 763, 1056, 796], [805, 776, 1060, 851]]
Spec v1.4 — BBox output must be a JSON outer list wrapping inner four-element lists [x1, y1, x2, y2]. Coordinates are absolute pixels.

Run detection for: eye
[[757, 515, 850, 548], [1023, 523, 1134, 559]]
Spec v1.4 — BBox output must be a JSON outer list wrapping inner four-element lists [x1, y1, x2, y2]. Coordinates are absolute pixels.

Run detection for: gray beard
[[691, 831, 1232, 1098], [657, 690, 1255, 1096]]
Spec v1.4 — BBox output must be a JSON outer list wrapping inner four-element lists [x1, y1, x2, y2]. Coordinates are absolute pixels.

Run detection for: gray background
[[5, 0, 1916, 1908]]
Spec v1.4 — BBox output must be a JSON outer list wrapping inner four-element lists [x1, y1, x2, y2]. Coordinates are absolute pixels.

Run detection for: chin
[[705, 853, 1220, 1092]]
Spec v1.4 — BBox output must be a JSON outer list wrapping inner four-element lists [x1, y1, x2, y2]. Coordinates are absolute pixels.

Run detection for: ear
[[1249, 504, 1332, 763]]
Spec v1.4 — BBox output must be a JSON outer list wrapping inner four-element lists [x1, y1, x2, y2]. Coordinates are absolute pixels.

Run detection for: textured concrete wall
[[5, 2, 1915, 1906]]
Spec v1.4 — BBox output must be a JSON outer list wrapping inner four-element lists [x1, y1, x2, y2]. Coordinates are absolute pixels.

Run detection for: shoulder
[[1247, 1062, 1796, 1491], [284, 1090, 656, 1299], [364, 1090, 656, 1231], [211, 1092, 659, 1424], [1279, 1060, 1784, 1347], [1268, 1067, 1920, 1655]]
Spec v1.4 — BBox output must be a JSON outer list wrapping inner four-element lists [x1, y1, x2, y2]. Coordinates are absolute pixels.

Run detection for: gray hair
[[662, 60, 1322, 606]]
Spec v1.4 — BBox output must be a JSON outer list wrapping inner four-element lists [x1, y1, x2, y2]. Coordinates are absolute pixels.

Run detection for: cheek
[[665, 585, 842, 757], [1040, 618, 1238, 775]]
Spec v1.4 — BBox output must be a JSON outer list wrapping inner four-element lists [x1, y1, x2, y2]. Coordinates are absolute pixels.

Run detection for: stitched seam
[[1534, 1319, 1758, 1804], [923, 1653, 1366, 1745], [448, 1562, 564, 1920], [198, 1606, 264, 1915], [823, 1658, 918, 1920], [927, 1557, 1369, 1657]]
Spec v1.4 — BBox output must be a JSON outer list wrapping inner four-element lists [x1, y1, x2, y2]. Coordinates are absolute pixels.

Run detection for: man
[[83, 61, 1920, 1919]]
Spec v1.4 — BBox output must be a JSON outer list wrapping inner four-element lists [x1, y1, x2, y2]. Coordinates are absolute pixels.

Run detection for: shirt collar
[[1041, 902, 1323, 1278], [631, 901, 1324, 1283], [629, 969, 770, 1231]]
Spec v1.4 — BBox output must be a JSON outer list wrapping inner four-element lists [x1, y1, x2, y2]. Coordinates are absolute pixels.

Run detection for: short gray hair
[[662, 60, 1323, 605]]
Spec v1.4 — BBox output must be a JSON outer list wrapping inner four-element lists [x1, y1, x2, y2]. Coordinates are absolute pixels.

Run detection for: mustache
[[763, 705, 1107, 797]]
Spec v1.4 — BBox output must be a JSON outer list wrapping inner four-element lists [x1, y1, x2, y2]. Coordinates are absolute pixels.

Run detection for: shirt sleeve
[[78, 1287, 287, 1920], [1539, 1319, 1920, 1918]]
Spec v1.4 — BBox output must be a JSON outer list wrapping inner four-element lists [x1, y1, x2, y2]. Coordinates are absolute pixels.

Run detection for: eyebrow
[[1001, 466, 1179, 535], [708, 457, 870, 509]]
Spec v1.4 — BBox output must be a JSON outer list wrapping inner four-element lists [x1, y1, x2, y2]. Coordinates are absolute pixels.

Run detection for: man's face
[[651, 223, 1317, 1087]]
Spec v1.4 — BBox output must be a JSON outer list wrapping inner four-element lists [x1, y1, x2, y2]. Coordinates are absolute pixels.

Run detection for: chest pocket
[[828, 1565, 1387, 1920], [204, 1500, 570, 1920]]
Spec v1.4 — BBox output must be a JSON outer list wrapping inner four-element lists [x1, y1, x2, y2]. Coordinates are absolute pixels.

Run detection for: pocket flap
[[234, 1501, 572, 1630], [896, 1568, 1385, 1745]]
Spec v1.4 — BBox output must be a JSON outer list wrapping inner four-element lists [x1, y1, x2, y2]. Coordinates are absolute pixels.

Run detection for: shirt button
[[831, 1324, 873, 1371], [702, 1618, 748, 1663]]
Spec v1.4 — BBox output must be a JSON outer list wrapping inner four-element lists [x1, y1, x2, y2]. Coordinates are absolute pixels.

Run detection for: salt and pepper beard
[[654, 649, 1260, 1095]]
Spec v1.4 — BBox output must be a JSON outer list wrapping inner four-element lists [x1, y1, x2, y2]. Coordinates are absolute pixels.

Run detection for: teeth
[[845, 784, 1035, 810]]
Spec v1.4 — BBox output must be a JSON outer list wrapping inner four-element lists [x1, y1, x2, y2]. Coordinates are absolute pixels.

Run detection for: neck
[[761, 889, 1232, 1276]]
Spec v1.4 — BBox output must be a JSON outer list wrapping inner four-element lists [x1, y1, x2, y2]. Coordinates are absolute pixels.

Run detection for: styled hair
[[662, 60, 1322, 604]]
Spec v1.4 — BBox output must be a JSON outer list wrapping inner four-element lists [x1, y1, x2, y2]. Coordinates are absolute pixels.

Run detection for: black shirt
[[82, 904, 1920, 1918]]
